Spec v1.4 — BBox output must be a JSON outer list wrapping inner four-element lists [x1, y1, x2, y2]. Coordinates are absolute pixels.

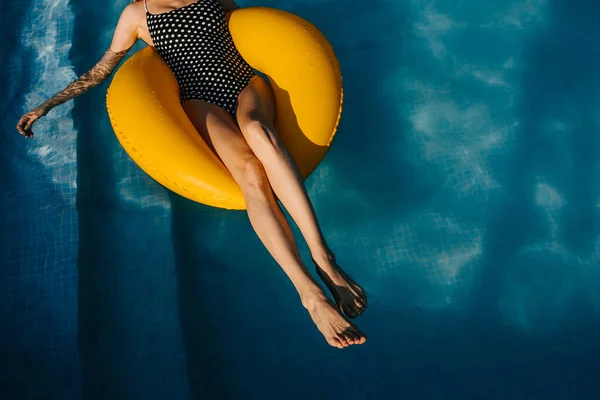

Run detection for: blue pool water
[[2, 0, 600, 398]]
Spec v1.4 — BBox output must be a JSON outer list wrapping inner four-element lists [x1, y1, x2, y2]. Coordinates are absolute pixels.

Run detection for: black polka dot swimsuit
[[144, 0, 255, 116]]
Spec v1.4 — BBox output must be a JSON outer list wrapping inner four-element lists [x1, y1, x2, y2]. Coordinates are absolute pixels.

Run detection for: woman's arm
[[16, 3, 142, 138], [220, 0, 241, 13]]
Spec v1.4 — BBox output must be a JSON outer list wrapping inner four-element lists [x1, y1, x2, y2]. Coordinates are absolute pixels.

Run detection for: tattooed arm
[[17, 2, 143, 138]]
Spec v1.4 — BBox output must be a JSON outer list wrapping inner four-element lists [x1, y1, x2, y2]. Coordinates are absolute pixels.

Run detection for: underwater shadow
[[169, 193, 239, 400], [72, 2, 184, 399], [70, 0, 123, 397]]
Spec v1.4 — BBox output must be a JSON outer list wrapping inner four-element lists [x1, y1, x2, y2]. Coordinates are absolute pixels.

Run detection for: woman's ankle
[[310, 248, 336, 267], [298, 286, 329, 310]]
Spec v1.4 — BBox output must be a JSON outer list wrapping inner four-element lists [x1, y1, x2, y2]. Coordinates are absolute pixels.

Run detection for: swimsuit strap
[[143, 0, 149, 13]]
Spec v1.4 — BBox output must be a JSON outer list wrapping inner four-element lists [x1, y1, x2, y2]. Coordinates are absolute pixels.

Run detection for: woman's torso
[[142, 0, 255, 105]]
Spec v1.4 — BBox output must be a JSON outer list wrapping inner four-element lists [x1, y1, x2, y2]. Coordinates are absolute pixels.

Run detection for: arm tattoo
[[39, 48, 128, 113]]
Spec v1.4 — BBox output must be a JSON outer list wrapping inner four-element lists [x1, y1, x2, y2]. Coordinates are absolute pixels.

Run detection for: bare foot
[[302, 291, 367, 348], [313, 254, 368, 319]]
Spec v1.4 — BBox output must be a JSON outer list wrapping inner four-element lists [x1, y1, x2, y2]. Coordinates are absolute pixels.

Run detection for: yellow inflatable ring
[[106, 7, 343, 210]]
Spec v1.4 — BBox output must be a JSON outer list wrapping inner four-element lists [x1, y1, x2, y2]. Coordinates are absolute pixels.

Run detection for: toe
[[354, 294, 367, 309], [354, 299, 366, 314], [358, 333, 367, 344], [349, 327, 366, 345], [342, 303, 358, 319], [359, 292, 368, 306], [348, 331, 362, 345], [342, 329, 357, 345], [351, 301, 363, 314], [344, 334, 357, 345], [346, 326, 365, 345], [328, 337, 344, 349], [354, 287, 368, 303], [340, 335, 351, 347]]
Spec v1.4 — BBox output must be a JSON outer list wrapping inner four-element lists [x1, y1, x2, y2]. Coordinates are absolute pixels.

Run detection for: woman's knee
[[238, 157, 271, 197], [242, 119, 283, 156]]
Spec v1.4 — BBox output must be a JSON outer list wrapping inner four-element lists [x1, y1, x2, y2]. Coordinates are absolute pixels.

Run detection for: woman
[[16, 0, 367, 348]]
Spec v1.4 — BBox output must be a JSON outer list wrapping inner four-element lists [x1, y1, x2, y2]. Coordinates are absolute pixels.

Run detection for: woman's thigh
[[182, 99, 257, 181], [236, 75, 276, 129]]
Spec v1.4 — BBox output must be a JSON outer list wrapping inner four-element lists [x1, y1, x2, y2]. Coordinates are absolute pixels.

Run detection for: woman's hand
[[16, 106, 49, 138]]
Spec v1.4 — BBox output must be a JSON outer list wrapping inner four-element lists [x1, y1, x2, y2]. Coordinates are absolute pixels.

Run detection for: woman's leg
[[183, 99, 365, 348], [235, 76, 367, 319]]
